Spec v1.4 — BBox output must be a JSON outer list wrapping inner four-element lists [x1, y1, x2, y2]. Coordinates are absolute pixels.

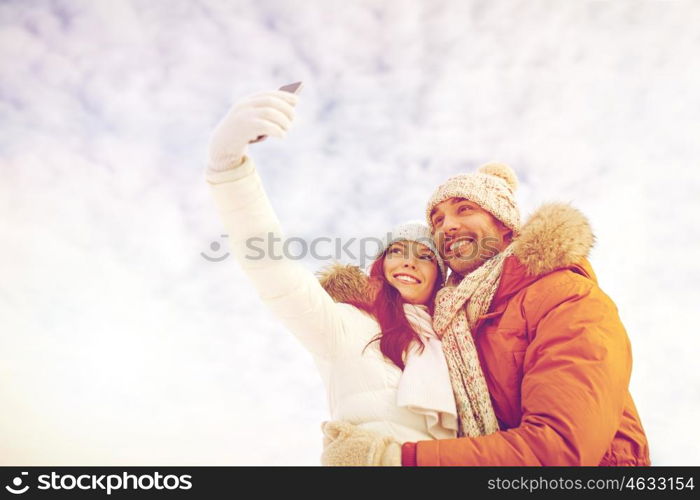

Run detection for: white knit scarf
[[433, 245, 514, 437], [397, 304, 458, 439]]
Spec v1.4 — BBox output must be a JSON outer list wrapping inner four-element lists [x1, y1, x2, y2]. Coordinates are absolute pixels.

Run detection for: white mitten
[[321, 421, 401, 466], [207, 90, 299, 172]]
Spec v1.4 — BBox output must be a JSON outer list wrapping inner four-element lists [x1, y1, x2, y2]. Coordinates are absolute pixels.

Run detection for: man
[[322, 163, 650, 466]]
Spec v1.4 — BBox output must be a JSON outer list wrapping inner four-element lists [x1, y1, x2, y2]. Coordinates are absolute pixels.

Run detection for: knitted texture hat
[[377, 221, 446, 282], [425, 162, 521, 235]]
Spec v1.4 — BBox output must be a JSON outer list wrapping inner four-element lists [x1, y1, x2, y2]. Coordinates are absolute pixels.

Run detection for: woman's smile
[[393, 273, 421, 284]]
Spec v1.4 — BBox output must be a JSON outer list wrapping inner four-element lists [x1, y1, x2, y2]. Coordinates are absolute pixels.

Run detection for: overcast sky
[[1, 0, 699, 465]]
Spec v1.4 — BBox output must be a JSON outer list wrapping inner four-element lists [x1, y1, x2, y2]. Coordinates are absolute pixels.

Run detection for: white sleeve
[[206, 156, 347, 359]]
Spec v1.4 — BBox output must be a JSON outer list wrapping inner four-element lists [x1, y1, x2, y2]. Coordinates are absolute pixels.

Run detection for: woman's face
[[383, 240, 440, 305]]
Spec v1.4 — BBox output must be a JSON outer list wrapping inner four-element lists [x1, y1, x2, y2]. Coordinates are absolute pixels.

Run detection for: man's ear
[[503, 230, 513, 246], [498, 223, 513, 245]]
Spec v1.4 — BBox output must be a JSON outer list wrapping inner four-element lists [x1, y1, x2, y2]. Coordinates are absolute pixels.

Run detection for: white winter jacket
[[207, 157, 456, 443]]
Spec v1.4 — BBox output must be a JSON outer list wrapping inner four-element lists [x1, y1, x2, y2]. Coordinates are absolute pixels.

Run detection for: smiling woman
[[350, 223, 447, 371], [384, 240, 440, 305]]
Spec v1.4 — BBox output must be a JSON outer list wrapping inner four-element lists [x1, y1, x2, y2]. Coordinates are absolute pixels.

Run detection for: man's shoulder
[[530, 266, 595, 292], [518, 266, 602, 322]]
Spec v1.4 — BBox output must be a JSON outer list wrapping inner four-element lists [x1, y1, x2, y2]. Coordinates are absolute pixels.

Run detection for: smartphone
[[279, 81, 303, 94], [249, 81, 304, 144]]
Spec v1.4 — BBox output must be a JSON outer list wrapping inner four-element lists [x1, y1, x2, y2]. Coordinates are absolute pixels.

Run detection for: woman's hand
[[207, 90, 299, 172], [321, 421, 401, 466]]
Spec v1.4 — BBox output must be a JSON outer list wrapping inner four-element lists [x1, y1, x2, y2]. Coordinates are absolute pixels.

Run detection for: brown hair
[[350, 249, 443, 370]]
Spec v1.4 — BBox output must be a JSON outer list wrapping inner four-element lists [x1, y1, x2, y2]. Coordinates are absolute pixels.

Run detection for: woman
[[205, 89, 458, 461]]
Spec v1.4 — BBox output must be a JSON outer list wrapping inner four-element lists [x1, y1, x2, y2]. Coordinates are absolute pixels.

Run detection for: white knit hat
[[377, 221, 446, 282], [425, 162, 521, 235]]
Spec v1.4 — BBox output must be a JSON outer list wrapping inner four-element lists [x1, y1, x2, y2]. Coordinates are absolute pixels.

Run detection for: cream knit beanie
[[425, 162, 521, 235], [377, 221, 446, 282]]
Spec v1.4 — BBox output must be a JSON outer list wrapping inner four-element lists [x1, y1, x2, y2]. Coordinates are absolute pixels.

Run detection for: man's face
[[430, 197, 512, 276]]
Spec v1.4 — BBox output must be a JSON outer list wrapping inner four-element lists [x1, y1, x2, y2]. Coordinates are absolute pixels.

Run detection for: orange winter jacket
[[413, 203, 650, 466]]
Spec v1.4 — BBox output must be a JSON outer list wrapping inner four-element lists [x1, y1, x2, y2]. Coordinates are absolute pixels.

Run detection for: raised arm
[[205, 90, 346, 359]]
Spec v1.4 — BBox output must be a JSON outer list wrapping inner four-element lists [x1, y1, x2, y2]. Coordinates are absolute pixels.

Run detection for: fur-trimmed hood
[[316, 262, 376, 308], [511, 202, 595, 277], [318, 202, 595, 304]]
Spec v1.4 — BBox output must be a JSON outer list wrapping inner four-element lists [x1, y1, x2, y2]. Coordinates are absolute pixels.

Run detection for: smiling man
[[431, 197, 512, 276], [323, 162, 650, 466]]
